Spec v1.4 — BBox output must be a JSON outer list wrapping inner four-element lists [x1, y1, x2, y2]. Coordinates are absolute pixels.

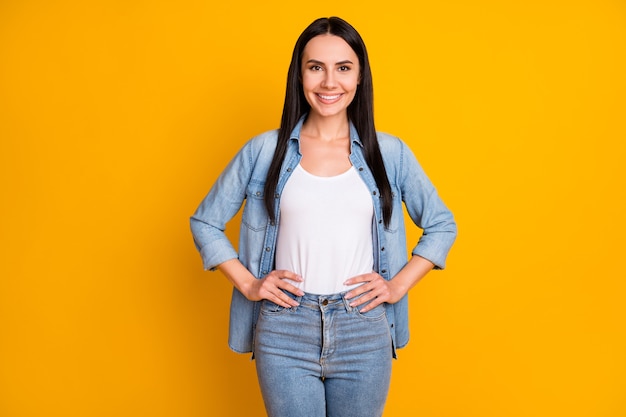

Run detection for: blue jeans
[[254, 292, 393, 417]]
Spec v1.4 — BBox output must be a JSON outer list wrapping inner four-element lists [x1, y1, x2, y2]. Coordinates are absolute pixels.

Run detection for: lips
[[316, 93, 343, 102]]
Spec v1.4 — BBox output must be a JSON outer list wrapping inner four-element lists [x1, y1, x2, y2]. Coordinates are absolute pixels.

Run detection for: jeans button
[[321, 299, 328, 306]]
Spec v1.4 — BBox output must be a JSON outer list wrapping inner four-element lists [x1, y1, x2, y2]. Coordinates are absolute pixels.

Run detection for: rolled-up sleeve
[[399, 141, 457, 269], [190, 142, 253, 271]]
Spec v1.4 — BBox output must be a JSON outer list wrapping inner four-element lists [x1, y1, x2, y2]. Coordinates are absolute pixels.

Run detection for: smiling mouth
[[317, 93, 343, 101]]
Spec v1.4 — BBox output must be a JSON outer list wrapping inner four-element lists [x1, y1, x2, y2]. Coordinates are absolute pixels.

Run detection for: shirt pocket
[[242, 182, 269, 232]]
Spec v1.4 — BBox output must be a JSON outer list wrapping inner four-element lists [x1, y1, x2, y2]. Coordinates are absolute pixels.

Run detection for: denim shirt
[[190, 117, 457, 357]]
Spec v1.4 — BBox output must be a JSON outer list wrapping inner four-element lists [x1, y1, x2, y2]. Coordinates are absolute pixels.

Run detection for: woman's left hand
[[345, 257, 435, 313], [343, 272, 405, 313]]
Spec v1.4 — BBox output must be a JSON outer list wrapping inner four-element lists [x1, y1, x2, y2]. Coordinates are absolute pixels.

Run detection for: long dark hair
[[264, 17, 393, 227]]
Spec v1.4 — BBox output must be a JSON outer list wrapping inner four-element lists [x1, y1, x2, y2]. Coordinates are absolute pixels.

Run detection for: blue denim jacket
[[190, 117, 457, 356]]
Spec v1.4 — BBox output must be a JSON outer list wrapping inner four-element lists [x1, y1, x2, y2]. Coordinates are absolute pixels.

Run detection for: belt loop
[[341, 292, 354, 313]]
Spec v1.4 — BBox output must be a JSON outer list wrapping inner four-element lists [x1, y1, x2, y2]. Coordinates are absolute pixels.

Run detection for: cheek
[[301, 75, 317, 92], [346, 78, 360, 93], [342, 73, 360, 88], [301, 79, 316, 105]]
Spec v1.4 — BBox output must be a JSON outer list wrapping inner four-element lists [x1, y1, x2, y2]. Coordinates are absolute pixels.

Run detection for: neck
[[302, 112, 350, 141]]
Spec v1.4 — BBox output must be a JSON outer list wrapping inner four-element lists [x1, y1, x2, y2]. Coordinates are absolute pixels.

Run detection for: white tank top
[[275, 164, 374, 295]]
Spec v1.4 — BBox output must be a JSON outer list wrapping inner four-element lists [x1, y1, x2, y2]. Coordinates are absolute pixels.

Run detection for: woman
[[191, 17, 456, 417]]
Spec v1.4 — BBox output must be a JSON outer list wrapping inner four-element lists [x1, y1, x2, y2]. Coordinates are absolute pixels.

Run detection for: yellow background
[[1, 0, 625, 416]]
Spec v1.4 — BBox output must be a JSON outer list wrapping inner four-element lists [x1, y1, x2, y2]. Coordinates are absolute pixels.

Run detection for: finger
[[359, 297, 383, 313], [280, 282, 305, 297], [349, 280, 388, 307], [255, 278, 295, 307], [353, 286, 388, 311], [348, 290, 377, 307], [269, 272, 304, 297], [345, 273, 383, 298], [344, 283, 371, 300], [344, 273, 378, 299], [343, 273, 373, 286], [276, 270, 304, 282], [265, 279, 302, 306], [361, 285, 393, 311], [269, 289, 300, 308]]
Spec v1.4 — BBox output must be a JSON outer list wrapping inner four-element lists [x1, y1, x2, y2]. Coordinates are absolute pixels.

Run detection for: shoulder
[[239, 129, 279, 165], [375, 131, 409, 157], [375, 131, 422, 180], [246, 129, 279, 152]]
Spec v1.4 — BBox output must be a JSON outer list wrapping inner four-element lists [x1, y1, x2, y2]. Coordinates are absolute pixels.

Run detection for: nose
[[321, 70, 337, 89]]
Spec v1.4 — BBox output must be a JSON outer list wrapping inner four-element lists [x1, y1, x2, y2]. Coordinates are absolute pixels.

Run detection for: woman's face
[[300, 34, 360, 119]]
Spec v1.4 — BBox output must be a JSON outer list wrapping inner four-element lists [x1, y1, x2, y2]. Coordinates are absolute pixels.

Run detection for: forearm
[[217, 258, 257, 298], [388, 255, 435, 301]]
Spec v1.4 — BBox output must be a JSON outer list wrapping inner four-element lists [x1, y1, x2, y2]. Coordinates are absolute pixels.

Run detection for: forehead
[[302, 34, 357, 62]]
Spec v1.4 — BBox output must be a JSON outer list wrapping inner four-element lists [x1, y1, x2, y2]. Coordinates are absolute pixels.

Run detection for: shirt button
[[372, 191, 377, 196], [256, 192, 261, 196], [381, 247, 385, 251], [287, 168, 292, 172], [358, 167, 364, 171], [265, 247, 271, 252], [274, 193, 280, 198], [381, 269, 387, 274]]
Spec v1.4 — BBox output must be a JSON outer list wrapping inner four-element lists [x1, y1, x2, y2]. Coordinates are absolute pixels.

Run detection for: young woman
[[191, 17, 457, 417]]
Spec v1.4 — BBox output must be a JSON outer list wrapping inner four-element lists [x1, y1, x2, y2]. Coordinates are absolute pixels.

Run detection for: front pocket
[[355, 302, 387, 321], [259, 299, 292, 316]]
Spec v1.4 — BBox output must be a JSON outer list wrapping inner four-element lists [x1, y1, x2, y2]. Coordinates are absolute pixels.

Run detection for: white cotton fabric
[[275, 164, 374, 295]]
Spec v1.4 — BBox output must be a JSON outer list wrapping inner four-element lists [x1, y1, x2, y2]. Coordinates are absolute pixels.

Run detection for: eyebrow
[[305, 59, 355, 66]]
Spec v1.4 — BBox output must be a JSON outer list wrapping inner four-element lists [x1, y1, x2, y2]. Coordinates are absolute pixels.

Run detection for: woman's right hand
[[246, 270, 304, 308], [217, 259, 304, 308]]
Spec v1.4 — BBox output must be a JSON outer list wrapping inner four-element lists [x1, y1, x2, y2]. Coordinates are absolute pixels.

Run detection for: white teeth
[[318, 94, 341, 100]]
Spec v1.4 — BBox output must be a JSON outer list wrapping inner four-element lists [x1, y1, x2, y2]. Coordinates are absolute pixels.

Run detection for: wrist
[[387, 278, 409, 303], [238, 278, 257, 300], [217, 259, 257, 299]]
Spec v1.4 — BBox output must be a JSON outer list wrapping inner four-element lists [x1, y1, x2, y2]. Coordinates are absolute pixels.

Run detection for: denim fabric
[[254, 292, 392, 417], [190, 115, 457, 355]]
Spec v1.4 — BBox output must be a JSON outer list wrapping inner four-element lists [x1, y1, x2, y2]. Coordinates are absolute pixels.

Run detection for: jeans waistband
[[293, 292, 353, 312]]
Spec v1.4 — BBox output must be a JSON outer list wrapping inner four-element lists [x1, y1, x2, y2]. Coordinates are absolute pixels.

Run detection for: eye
[[338, 65, 351, 72], [309, 65, 323, 71]]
